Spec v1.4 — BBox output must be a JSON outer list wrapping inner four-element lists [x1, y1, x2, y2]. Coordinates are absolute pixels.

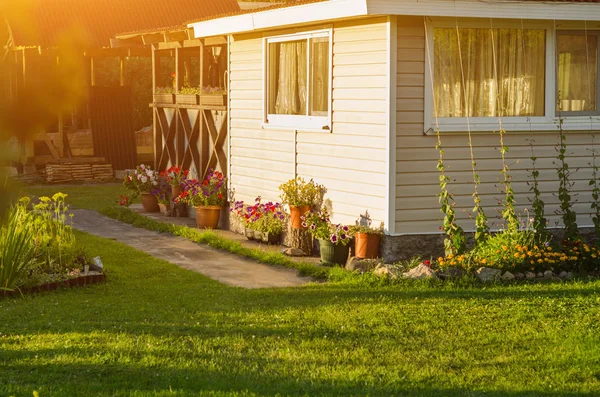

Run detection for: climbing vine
[[526, 138, 548, 241], [589, 135, 600, 243], [555, 115, 579, 241], [436, 129, 466, 255]]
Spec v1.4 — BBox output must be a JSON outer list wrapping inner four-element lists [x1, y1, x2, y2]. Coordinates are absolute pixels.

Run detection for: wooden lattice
[[153, 104, 227, 180]]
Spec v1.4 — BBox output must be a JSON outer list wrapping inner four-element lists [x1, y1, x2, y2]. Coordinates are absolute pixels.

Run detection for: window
[[433, 27, 546, 118], [265, 30, 331, 130], [557, 31, 599, 115]]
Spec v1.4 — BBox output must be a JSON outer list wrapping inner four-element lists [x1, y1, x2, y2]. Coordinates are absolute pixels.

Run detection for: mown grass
[[2, 231, 600, 396]]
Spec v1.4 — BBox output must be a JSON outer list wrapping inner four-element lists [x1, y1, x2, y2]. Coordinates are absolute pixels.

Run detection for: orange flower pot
[[141, 193, 159, 212], [171, 185, 181, 199], [289, 205, 311, 229], [355, 233, 381, 259], [195, 206, 221, 229]]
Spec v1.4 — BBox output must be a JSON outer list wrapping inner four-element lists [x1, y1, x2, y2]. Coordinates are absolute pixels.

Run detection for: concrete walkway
[[70, 209, 312, 289]]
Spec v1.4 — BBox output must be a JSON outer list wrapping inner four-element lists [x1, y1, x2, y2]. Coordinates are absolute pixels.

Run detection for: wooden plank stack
[[45, 159, 114, 183]]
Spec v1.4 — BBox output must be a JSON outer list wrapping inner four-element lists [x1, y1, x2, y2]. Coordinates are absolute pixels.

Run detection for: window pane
[[433, 28, 546, 117], [557, 34, 598, 112], [268, 40, 307, 115], [310, 37, 329, 116]]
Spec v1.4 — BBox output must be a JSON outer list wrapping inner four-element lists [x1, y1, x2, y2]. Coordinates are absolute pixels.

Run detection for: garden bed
[[0, 272, 106, 298]]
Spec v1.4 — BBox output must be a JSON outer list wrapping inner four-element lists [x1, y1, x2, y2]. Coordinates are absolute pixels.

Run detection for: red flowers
[[118, 195, 130, 207], [423, 259, 431, 268]]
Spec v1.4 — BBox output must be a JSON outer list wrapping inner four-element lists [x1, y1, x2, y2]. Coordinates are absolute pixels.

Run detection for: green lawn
[[3, 184, 600, 396]]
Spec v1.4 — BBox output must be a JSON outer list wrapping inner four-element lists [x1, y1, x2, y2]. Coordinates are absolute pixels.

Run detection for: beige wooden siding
[[395, 17, 600, 234], [229, 17, 389, 225]]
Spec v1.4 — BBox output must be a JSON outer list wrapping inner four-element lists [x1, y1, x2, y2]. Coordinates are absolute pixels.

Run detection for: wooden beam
[[142, 32, 166, 45], [204, 36, 227, 46]]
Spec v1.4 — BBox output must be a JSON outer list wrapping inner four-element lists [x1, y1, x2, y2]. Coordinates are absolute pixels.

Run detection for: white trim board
[[188, 0, 368, 38], [386, 16, 397, 235], [367, 0, 600, 22]]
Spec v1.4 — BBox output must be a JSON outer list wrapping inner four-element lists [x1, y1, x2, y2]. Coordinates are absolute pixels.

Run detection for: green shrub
[[0, 198, 37, 291]]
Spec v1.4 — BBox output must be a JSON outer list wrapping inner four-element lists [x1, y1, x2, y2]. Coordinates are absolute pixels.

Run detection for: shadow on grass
[[1, 360, 596, 397]]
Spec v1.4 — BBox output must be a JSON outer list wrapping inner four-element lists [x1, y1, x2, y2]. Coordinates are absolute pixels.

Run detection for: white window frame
[[262, 29, 333, 131], [424, 19, 600, 133]]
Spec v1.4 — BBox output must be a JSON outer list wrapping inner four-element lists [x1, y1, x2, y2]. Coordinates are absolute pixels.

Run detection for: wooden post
[[175, 47, 184, 91], [90, 57, 96, 86], [199, 42, 204, 89], [119, 56, 125, 86]]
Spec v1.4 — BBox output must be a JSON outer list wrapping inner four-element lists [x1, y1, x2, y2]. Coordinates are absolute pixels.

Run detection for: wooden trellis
[[153, 103, 227, 180], [151, 37, 228, 179]]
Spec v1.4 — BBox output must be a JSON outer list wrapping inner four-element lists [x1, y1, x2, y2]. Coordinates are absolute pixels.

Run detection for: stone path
[[70, 209, 311, 289]]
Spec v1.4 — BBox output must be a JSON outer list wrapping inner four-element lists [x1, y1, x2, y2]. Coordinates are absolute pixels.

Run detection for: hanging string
[[453, 3, 489, 241], [489, 17, 519, 232]]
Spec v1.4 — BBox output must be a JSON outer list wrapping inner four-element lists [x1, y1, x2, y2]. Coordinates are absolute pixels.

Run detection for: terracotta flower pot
[[289, 205, 311, 229], [195, 206, 221, 229], [318, 239, 350, 266], [141, 193, 159, 212], [355, 233, 381, 259], [171, 185, 181, 199]]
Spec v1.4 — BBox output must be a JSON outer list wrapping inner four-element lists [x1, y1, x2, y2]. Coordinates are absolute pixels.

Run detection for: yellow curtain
[[310, 37, 329, 116], [273, 40, 307, 115], [434, 28, 545, 117], [557, 34, 598, 112]]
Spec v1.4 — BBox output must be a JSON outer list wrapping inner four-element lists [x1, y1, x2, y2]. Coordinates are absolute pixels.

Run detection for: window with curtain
[[433, 27, 546, 118], [557, 31, 599, 114], [266, 31, 331, 129]]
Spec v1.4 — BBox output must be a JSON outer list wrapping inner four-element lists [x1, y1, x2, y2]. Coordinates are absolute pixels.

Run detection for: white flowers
[[141, 176, 148, 183]]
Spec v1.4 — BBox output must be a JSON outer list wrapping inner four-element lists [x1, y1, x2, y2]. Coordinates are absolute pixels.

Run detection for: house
[[183, 0, 600, 260]]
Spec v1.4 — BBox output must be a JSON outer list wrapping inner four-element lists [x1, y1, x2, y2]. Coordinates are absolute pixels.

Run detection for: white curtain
[[310, 37, 329, 116], [434, 28, 545, 118], [269, 40, 307, 115], [558, 34, 598, 112]]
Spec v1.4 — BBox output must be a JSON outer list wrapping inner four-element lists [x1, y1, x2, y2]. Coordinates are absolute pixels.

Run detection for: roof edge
[[187, 0, 369, 38]]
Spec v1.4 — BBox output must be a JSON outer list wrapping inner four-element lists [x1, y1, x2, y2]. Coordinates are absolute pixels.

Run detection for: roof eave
[[187, 0, 369, 38]]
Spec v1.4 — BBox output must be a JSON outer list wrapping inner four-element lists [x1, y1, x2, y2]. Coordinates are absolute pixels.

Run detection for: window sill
[[261, 123, 332, 133], [426, 117, 600, 134]]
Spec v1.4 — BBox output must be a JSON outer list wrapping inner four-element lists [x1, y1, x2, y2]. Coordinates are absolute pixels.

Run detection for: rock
[[437, 267, 465, 280], [402, 263, 438, 280], [282, 247, 305, 257], [536, 272, 544, 278], [346, 257, 379, 273], [565, 271, 574, 280], [475, 267, 501, 282], [543, 270, 555, 278], [525, 272, 536, 279], [559, 271, 568, 279], [501, 271, 515, 281], [373, 264, 401, 279], [514, 272, 525, 280]]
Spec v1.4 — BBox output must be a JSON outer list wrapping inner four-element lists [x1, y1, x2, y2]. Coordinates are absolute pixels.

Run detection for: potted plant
[[152, 185, 171, 216], [200, 86, 227, 106], [231, 199, 261, 240], [123, 164, 160, 212], [304, 207, 351, 265], [154, 86, 175, 104], [352, 221, 384, 259], [161, 165, 189, 199], [279, 177, 326, 229], [257, 201, 286, 244], [177, 169, 227, 229], [177, 86, 201, 105]]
